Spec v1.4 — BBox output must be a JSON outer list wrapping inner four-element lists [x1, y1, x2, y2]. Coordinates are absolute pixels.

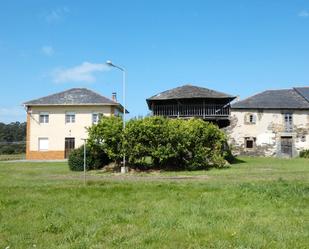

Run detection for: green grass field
[[0, 157, 308, 249]]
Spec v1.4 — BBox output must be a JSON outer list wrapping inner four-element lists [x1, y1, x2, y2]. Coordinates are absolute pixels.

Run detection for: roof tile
[[24, 88, 117, 106], [147, 84, 236, 100], [232, 88, 309, 109]]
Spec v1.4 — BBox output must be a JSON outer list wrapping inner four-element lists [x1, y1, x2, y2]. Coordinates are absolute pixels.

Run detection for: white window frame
[[65, 112, 76, 124], [245, 113, 256, 124], [38, 138, 49, 151], [92, 112, 103, 124], [39, 112, 49, 124], [284, 113, 293, 132]]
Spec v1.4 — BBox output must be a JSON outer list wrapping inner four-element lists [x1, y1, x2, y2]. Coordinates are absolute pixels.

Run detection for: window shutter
[[39, 138, 49, 151], [252, 114, 257, 124], [245, 114, 250, 123]]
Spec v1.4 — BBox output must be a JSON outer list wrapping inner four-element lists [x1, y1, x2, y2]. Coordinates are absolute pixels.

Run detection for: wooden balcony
[[152, 103, 230, 119]]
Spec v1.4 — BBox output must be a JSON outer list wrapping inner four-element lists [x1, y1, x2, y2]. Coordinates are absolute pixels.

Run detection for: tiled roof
[[24, 88, 118, 106], [294, 87, 309, 102], [232, 87, 309, 109], [147, 84, 236, 101]]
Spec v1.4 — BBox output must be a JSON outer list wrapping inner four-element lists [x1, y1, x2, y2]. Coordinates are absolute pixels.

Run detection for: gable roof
[[147, 84, 236, 101], [294, 87, 309, 102], [232, 87, 309, 109], [24, 88, 118, 106]]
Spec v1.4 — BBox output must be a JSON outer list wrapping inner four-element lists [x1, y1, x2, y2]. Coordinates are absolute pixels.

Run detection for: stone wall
[[225, 109, 309, 157]]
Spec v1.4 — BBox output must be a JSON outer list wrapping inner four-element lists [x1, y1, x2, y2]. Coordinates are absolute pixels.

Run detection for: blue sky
[[0, 0, 309, 123]]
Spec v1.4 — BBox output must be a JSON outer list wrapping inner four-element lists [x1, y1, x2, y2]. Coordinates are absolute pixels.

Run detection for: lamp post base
[[121, 166, 129, 174]]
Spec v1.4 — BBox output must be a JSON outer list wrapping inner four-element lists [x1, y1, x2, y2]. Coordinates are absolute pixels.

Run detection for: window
[[245, 137, 256, 149], [284, 113, 293, 132], [301, 135, 306, 142], [249, 115, 254, 123], [38, 138, 49, 151], [66, 112, 75, 123], [114, 108, 122, 117], [245, 113, 256, 124], [39, 112, 49, 123], [92, 113, 103, 124]]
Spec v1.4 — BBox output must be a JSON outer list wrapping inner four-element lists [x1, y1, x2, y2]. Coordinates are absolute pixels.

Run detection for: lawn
[[0, 157, 308, 249]]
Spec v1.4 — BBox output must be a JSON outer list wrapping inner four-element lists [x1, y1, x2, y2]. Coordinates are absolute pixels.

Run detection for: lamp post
[[81, 138, 87, 185], [106, 60, 128, 173]]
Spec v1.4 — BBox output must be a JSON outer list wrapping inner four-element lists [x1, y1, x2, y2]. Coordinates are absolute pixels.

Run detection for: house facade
[[146, 84, 236, 128], [24, 88, 124, 160], [227, 87, 309, 157]]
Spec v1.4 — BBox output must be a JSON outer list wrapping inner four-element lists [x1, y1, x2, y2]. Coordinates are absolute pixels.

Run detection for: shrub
[[299, 149, 309, 158], [123, 117, 228, 170], [87, 116, 123, 164], [88, 116, 230, 170], [124, 116, 174, 168], [179, 118, 227, 170], [68, 146, 110, 171]]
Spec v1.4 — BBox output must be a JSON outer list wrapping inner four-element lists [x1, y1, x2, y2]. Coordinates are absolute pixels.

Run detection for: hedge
[[68, 145, 110, 171], [87, 116, 231, 170]]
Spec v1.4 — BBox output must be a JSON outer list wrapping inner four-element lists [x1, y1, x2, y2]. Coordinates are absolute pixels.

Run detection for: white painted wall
[[227, 109, 309, 157], [29, 105, 113, 151]]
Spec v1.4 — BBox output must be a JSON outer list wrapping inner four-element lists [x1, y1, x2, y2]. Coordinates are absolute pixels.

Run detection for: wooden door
[[281, 137, 292, 157], [65, 138, 75, 158]]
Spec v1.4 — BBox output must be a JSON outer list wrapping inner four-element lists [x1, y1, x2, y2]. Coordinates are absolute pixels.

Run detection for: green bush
[[123, 117, 229, 170], [299, 149, 309, 158], [180, 118, 227, 169], [68, 146, 110, 171], [87, 116, 123, 164], [87, 116, 230, 170]]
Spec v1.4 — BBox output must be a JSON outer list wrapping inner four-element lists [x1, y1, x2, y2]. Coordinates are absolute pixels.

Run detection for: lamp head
[[106, 60, 114, 66]]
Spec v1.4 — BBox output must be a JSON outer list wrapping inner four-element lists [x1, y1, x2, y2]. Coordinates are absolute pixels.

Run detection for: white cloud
[[52, 62, 110, 83], [41, 45, 54, 56], [298, 10, 309, 18], [44, 7, 70, 23], [0, 107, 25, 123]]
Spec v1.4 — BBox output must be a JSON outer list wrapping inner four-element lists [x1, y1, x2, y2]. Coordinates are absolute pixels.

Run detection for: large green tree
[[0, 122, 26, 154]]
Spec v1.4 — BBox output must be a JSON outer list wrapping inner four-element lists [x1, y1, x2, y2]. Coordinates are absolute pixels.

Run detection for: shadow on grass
[[230, 157, 246, 164]]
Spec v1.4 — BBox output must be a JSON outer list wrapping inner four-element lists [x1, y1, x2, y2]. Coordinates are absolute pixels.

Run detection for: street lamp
[[81, 138, 87, 185], [106, 60, 128, 173]]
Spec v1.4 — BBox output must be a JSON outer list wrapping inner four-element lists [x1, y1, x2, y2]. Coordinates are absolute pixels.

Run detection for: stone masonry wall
[[225, 109, 309, 157]]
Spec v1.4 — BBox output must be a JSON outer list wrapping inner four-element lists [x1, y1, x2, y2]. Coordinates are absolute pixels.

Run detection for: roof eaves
[[23, 103, 120, 106]]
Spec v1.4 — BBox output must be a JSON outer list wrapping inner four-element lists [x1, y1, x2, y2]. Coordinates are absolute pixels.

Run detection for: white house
[[227, 87, 309, 157], [24, 88, 125, 160]]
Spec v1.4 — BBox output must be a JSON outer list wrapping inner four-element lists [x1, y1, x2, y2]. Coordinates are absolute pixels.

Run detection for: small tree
[[88, 116, 230, 170], [87, 116, 123, 164]]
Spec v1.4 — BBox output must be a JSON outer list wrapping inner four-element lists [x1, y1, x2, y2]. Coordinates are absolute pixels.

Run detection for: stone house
[[227, 87, 309, 157], [24, 88, 125, 160]]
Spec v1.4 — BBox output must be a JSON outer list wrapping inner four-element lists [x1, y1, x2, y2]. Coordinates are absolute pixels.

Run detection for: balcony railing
[[152, 104, 230, 118]]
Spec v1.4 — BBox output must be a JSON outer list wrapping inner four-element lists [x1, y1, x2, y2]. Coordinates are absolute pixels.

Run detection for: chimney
[[112, 92, 117, 102]]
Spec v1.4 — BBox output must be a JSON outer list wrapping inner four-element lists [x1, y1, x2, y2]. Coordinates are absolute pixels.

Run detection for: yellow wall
[[27, 105, 114, 159]]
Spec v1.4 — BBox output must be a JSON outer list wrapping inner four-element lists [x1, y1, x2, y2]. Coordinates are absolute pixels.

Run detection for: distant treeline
[[0, 122, 26, 154]]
